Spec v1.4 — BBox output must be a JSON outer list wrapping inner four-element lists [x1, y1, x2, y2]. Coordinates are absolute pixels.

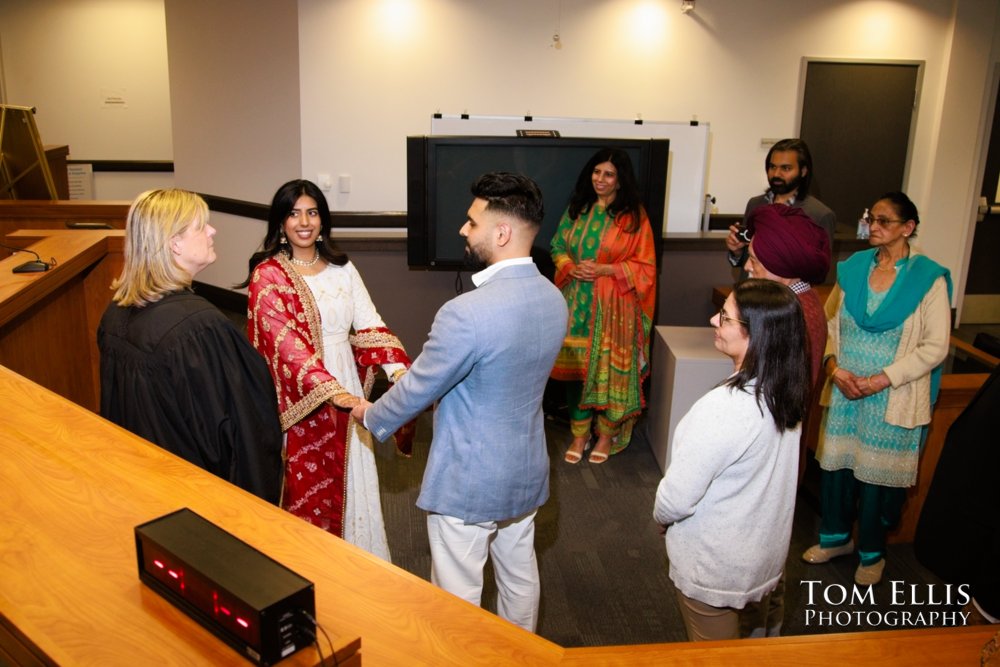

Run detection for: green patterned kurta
[[552, 205, 611, 376], [820, 282, 923, 488]]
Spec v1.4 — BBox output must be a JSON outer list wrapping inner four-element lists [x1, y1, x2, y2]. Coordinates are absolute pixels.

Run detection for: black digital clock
[[135, 508, 315, 666]]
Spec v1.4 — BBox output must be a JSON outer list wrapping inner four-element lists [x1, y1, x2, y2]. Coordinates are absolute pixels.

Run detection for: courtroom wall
[[2, 0, 999, 316], [0, 0, 171, 160], [163, 0, 302, 203]]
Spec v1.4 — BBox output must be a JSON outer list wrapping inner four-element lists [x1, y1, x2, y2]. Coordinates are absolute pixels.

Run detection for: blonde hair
[[112, 189, 210, 307]]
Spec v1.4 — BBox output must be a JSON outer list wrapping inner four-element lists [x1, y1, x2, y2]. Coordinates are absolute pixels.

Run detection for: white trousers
[[426, 509, 540, 632]]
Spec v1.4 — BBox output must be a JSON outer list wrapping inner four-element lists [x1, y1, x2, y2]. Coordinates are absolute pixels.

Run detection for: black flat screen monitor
[[407, 136, 668, 270]]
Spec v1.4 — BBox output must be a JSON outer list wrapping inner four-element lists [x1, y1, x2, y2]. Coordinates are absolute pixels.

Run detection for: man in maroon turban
[[745, 202, 830, 384], [739, 202, 831, 640]]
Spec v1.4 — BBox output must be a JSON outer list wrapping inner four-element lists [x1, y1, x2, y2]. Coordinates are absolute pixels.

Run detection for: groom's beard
[[463, 242, 489, 272]]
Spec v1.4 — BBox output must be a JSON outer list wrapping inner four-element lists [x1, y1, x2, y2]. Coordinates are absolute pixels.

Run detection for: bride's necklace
[[289, 251, 320, 267]]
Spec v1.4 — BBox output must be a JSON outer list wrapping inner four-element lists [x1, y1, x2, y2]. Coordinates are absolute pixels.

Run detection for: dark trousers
[[819, 467, 906, 565]]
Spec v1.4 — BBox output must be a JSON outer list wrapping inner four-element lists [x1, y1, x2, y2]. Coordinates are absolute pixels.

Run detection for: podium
[[0, 229, 124, 411], [647, 325, 733, 474]]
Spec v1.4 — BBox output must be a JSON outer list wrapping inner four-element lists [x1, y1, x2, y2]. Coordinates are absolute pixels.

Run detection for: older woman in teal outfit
[[802, 192, 951, 586]]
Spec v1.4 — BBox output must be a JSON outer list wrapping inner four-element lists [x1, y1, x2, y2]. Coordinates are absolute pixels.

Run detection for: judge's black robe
[[98, 291, 282, 503]]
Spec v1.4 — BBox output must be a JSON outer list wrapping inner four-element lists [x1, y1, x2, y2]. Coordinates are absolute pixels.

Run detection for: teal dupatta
[[837, 247, 952, 402]]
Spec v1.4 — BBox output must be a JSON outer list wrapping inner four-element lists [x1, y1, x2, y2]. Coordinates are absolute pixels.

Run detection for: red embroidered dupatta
[[248, 255, 411, 536]]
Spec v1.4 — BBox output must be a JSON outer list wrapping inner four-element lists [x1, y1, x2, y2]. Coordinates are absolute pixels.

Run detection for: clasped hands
[[831, 367, 890, 400], [570, 260, 613, 282], [329, 393, 373, 422], [349, 399, 372, 423]]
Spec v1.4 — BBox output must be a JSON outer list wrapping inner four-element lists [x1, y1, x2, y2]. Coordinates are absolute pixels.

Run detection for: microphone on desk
[[0, 242, 56, 273]]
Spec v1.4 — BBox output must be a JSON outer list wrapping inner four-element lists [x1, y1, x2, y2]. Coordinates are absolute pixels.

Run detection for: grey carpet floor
[[373, 408, 966, 647]]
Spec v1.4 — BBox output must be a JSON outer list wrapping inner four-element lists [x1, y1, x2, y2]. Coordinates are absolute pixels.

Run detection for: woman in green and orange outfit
[[550, 148, 657, 464]]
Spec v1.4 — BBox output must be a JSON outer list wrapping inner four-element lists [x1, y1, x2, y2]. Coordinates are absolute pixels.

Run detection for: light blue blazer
[[366, 262, 568, 523]]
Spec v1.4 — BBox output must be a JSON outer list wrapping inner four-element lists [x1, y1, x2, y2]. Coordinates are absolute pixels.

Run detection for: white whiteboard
[[430, 115, 709, 233]]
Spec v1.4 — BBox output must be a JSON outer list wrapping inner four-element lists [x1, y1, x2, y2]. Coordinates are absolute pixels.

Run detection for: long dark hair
[[236, 179, 348, 288], [724, 279, 809, 432], [567, 148, 645, 232]]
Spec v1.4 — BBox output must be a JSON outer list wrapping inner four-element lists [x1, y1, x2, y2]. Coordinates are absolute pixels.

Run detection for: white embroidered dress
[[301, 261, 402, 561]]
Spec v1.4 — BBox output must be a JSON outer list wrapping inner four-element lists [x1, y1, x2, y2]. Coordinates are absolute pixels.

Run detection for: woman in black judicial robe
[[97, 189, 282, 503]]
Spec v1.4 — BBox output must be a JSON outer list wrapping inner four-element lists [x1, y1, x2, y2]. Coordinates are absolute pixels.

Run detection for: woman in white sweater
[[654, 279, 809, 642]]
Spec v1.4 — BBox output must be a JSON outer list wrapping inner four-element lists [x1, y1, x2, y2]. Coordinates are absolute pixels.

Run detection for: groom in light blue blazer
[[352, 172, 568, 632]]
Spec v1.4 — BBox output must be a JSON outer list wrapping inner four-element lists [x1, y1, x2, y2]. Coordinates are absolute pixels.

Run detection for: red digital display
[[140, 543, 259, 646]]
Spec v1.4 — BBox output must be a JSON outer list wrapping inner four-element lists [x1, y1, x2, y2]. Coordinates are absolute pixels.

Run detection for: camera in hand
[[735, 225, 753, 244]]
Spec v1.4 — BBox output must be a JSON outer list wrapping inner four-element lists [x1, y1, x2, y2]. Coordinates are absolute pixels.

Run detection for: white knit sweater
[[653, 381, 800, 609]]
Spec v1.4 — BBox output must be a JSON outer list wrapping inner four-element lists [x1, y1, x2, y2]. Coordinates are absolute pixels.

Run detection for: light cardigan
[[654, 382, 800, 609], [820, 267, 951, 429]]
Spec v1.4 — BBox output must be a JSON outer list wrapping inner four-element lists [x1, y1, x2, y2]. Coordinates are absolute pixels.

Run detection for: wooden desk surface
[[0, 231, 121, 326], [560, 625, 999, 665], [0, 365, 561, 666]]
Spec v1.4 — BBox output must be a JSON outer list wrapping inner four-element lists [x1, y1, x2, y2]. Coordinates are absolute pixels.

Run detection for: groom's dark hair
[[471, 172, 544, 228]]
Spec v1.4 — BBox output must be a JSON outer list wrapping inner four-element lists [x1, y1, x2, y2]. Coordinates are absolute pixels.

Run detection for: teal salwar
[[818, 468, 906, 565]]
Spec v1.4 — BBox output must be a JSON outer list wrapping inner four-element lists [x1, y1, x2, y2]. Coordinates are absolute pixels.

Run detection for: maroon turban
[[747, 203, 831, 284]]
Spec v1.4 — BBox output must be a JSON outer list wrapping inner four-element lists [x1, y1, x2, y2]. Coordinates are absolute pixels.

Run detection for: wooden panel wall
[[0, 200, 128, 258]]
